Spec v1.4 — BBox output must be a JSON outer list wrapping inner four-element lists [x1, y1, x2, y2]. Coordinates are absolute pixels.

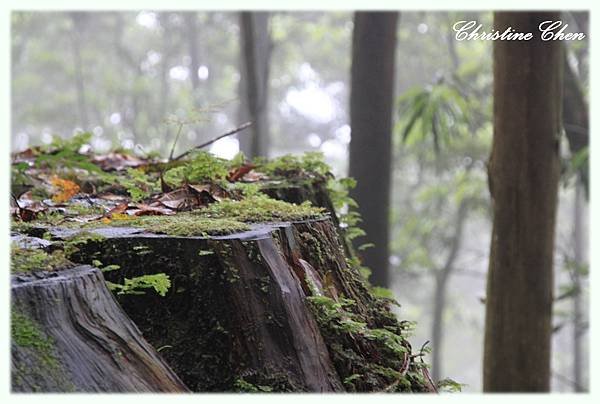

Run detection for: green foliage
[[91, 259, 120, 273], [227, 182, 262, 197], [163, 151, 229, 185], [258, 152, 331, 177], [11, 162, 30, 191], [117, 168, 158, 202], [562, 146, 589, 189], [106, 273, 171, 297], [397, 83, 470, 152], [35, 132, 101, 173], [233, 378, 274, 393], [437, 378, 464, 393], [229, 151, 247, 170]]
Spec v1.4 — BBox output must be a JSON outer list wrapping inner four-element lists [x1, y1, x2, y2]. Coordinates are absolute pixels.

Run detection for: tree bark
[[484, 12, 562, 392], [238, 12, 271, 158], [11, 266, 188, 392], [349, 12, 398, 287]]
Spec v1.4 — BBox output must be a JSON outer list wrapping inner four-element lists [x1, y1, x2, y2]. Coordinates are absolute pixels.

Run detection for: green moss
[[10, 246, 73, 274], [201, 195, 326, 223], [164, 151, 229, 186], [256, 152, 330, 177], [120, 214, 250, 237], [306, 294, 421, 392], [66, 203, 106, 216], [11, 309, 59, 369], [234, 377, 274, 392], [63, 231, 107, 258]]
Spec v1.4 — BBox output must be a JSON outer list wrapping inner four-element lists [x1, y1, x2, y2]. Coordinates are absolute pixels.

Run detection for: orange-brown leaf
[[51, 177, 80, 203], [227, 163, 256, 182]]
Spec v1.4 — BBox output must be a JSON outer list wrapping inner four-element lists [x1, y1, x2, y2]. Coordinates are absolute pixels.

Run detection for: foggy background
[[10, 11, 589, 392]]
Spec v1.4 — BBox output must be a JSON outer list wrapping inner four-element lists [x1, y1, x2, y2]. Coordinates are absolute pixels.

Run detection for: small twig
[[11, 193, 22, 209], [172, 121, 253, 161], [168, 122, 185, 162]]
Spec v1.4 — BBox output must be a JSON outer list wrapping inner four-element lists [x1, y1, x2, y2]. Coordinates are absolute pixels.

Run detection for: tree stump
[[11, 264, 188, 392], [41, 216, 434, 392], [10, 151, 434, 393]]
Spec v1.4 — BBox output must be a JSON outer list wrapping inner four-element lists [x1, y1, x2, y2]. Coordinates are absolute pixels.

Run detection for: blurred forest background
[[10, 11, 589, 392]]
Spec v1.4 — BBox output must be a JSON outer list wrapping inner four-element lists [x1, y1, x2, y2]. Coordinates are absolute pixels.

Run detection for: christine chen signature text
[[453, 20, 586, 41]]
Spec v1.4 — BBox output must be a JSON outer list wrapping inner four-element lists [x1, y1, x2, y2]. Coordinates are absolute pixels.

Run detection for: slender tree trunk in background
[[184, 13, 201, 101], [431, 273, 448, 383], [157, 13, 173, 139], [348, 12, 398, 287], [113, 14, 142, 143], [430, 199, 468, 382], [572, 180, 585, 391], [484, 12, 562, 392], [563, 53, 589, 196], [239, 12, 271, 158], [69, 12, 89, 129]]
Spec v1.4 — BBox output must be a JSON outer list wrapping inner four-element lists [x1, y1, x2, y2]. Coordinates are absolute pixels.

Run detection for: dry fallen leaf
[[91, 152, 147, 171], [51, 177, 80, 203], [108, 202, 129, 215], [129, 203, 175, 216], [227, 163, 256, 182], [241, 170, 267, 182]]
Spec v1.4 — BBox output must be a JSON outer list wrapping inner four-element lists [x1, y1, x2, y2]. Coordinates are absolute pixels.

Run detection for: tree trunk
[[572, 179, 585, 391], [563, 52, 589, 196], [11, 265, 188, 392], [69, 12, 89, 129], [184, 13, 201, 100], [484, 12, 562, 392], [430, 199, 468, 382], [156, 13, 173, 140], [348, 11, 398, 287], [238, 12, 271, 158]]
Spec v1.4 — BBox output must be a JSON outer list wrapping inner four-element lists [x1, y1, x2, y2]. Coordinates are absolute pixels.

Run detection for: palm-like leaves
[[396, 82, 471, 152]]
